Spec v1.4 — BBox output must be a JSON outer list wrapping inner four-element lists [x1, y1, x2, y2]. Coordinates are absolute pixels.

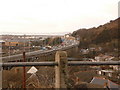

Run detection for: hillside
[[72, 18, 119, 48]]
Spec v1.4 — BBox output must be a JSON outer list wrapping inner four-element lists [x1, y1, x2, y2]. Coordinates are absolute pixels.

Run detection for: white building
[[97, 70, 114, 77]]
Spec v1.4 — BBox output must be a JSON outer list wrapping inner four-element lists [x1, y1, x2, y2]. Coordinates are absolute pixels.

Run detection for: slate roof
[[90, 77, 120, 89]]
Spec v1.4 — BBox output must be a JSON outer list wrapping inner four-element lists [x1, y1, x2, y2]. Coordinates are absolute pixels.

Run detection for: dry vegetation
[[2, 65, 103, 88], [72, 18, 119, 50]]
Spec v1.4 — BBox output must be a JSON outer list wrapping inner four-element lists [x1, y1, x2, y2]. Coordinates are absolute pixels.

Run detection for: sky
[[0, 0, 119, 35]]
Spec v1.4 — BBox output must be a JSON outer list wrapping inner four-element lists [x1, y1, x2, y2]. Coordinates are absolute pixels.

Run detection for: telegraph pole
[[23, 34, 26, 88]]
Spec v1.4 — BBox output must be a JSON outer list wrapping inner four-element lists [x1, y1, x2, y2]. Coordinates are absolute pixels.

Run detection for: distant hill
[[72, 18, 119, 48]]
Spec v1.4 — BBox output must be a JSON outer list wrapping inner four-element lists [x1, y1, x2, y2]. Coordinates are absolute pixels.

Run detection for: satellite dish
[[27, 66, 38, 74]]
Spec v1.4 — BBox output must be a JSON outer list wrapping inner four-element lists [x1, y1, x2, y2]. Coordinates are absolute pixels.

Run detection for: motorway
[[1, 38, 79, 62]]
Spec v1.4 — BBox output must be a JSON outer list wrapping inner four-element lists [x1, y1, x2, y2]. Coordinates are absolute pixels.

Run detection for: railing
[[1, 51, 120, 88], [2, 61, 120, 67], [1, 41, 79, 62]]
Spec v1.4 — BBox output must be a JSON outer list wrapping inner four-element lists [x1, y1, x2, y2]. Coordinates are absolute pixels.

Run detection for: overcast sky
[[0, 0, 119, 35]]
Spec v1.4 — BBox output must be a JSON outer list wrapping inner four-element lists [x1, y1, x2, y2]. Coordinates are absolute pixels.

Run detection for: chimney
[[15, 68, 19, 74]]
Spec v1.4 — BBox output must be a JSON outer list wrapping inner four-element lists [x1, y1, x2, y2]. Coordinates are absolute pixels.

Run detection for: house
[[64, 33, 71, 38], [90, 59, 97, 62], [0, 40, 5, 46], [4, 39, 29, 47], [95, 54, 115, 61], [64, 34, 76, 40], [89, 47, 96, 51], [26, 66, 39, 88], [80, 49, 89, 54], [90, 77, 120, 89], [111, 65, 120, 71], [65, 34, 70, 38], [5, 42, 20, 46], [105, 56, 115, 61], [26, 74, 40, 88], [97, 70, 114, 77], [95, 54, 106, 61], [0, 52, 6, 55]]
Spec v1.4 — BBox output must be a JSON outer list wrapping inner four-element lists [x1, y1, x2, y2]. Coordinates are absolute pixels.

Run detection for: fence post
[[55, 51, 68, 88]]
